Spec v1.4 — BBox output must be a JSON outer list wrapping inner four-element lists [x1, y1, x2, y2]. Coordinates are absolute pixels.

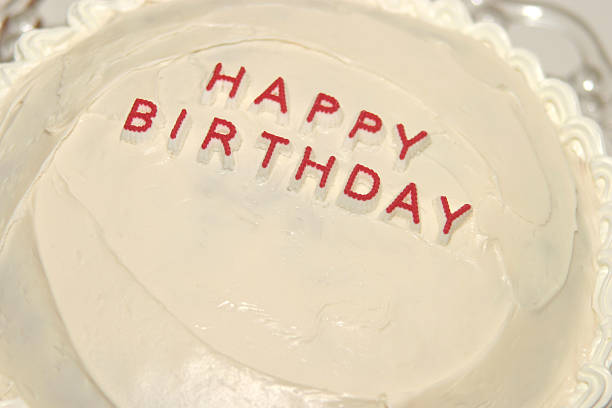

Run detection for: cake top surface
[[0, 1, 610, 408]]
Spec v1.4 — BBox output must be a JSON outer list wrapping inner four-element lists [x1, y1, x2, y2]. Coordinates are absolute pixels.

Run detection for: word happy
[[120, 62, 473, 245]]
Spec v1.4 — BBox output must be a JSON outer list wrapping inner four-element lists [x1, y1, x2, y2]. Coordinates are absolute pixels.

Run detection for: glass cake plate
[[0, 0, 610, 406]]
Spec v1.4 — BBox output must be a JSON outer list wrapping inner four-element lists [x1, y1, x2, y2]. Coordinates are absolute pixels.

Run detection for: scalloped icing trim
[[0, 0, 611, 407]]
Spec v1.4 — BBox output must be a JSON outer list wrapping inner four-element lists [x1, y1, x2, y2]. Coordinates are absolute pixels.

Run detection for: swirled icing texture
[[0, 1, 600, 407]]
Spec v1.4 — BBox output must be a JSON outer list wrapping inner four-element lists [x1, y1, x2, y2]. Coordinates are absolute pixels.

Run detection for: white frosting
[[0, 0, 609, 407]]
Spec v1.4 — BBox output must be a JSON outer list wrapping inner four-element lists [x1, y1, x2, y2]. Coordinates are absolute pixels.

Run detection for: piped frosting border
[[0, 0, 611, 407]]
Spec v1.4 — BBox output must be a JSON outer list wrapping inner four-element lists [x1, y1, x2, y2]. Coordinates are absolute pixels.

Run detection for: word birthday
[[120, 62, 473, 245]]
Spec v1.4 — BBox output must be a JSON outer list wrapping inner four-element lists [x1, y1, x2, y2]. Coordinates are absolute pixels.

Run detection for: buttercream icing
[[0, 1, 609, 407]]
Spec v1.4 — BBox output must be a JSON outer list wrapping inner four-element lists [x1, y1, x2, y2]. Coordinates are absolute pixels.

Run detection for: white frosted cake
[[0, 0, 611, 407]]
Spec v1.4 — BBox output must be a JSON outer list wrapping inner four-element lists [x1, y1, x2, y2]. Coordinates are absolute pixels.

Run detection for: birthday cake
[[0, 0, 611, 407]]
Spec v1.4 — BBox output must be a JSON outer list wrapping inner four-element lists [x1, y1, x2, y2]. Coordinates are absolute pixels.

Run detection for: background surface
[[38, 0, 612, 59], [37, 0, 612, 62]]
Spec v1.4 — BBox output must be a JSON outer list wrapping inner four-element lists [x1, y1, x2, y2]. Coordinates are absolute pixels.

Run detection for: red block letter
[[437, 196, 472, 245], [202, 62, 247, 106], [167, 109, 192, 155], [344, 164, 381, 201], [288, 146, 336, 200], [121, 98, 157, 144], [253, 77, 288, 114], [197, 117, 241, 170], [337, 164, 381, 214], [259, 132, 290, 169], [256, 131, 291, 180], [302, 93, 343, 133], [382, 183, 420, 231], [394, 124, 430, 171], [170, 109, 188, 140], [345, 110, 384, 150]]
